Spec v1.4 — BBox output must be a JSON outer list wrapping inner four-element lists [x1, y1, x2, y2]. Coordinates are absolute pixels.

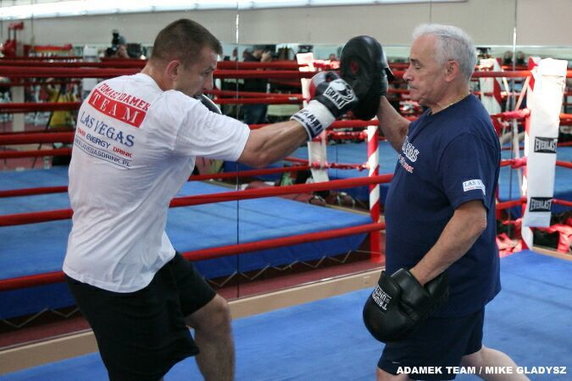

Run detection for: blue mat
[[225, 143, 572, 214], [2, 250, 571, 380], [0, 167, 370, 319]]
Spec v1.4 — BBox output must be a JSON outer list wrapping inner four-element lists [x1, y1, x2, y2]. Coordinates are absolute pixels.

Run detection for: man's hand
[[363, 268, 449, 343], [291, 71, 357, 140]]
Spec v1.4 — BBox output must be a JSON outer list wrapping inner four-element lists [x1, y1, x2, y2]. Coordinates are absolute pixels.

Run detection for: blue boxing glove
[[291, 72, 357, 140]]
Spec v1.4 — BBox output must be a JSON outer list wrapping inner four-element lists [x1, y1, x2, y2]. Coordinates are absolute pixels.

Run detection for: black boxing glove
[[362, 268, 449, 343], [340, 35, 394, 120], [291, 71, 357, 140], [199, 94, 222, 114]]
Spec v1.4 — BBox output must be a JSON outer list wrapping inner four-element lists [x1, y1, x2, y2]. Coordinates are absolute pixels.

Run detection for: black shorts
[[378, 309, 484, 381], [66, 253, 216, 381]]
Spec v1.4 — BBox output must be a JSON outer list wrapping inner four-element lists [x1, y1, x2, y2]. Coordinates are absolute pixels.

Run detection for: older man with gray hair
[[366, 23, 528, 381]]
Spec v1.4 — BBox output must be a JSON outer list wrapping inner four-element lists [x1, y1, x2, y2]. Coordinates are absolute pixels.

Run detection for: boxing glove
[[363, 268, 449, 343], [199, 94, 222, 114], [340, 35, 393, 120], [291, 71, 357, 140], [308, 71, 339, 99]]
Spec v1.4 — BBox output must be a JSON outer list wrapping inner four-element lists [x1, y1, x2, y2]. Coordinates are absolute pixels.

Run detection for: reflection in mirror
[[224, 0, 569, 307]]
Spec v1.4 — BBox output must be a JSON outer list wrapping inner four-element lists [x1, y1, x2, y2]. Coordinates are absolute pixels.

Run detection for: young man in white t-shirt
[[64, 18, 357, 381]]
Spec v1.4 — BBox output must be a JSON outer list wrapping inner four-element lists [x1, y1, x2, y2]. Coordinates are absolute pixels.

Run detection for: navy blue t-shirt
[[384, 94, 501, 317]]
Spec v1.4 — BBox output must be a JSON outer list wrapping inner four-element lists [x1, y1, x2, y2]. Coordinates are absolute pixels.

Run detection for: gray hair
[[412, 23, 477, 81]]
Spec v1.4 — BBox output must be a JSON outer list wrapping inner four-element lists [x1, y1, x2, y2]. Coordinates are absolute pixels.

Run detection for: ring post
[[367, 124, 383, 263]]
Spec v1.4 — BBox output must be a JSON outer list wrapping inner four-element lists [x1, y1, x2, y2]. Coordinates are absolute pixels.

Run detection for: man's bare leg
[[186, 294, 234, 381], [461, 346, 529, 381]]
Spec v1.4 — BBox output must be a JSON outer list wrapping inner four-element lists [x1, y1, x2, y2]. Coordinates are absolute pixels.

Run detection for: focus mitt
[[362, 268, 449, 343], [340, 35, 393, 120]]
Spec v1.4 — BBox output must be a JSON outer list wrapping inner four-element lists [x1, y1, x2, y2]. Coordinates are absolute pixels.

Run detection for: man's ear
[[444, 59, 460, 82], [165, 60, 181, 81]]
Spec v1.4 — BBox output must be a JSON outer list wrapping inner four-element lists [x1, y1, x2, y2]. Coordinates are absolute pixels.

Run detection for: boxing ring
[[0, 54, 571, 377], [228, 141, 572, 208], [2, 249, 571, 381], [0, 165, 386, 319]]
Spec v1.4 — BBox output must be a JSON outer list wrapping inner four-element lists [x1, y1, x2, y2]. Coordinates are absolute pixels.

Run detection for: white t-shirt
[[63, 73, 250, 292]]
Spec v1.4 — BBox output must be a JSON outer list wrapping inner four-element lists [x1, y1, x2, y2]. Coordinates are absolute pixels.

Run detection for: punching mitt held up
[[363, 268, 449, 343], [340, 35, 393, 120]]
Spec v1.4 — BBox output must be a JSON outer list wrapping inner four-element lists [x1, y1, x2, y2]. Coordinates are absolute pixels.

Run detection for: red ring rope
[[0, 66, 317, 79], [0, 148, 72, 159], [0, 165, 314, 198], [0, 59, 304, 70], [0, 222, 385, 292], [0, 175, 393, 226], [3, 65, 571, 80], [0, 102, 81, 113]]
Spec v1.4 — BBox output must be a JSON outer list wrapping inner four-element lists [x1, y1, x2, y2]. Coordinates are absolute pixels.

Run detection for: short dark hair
[[150, 19, 222, 66]]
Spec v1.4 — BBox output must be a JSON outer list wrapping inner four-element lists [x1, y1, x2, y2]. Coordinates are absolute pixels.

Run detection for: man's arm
[[238, 72, 357, 168], [377, 96, 410, 152], [237, 121, 307, 168], [409, 200, 488, 285]]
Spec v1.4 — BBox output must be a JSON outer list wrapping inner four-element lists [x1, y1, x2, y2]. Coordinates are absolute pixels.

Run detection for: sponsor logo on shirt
[[533, 137, 557, 154], [398, 154, 414, 173], [79, 111, 135, 147], [528, 197, 552, 212], [74, 82, 148, 168], [462, 179, 486, 195], [401, 136, 419, 162], [87, 83, 150, 128], [75, 109, 137, 168], [74, 134, 133, 167], [397, 136, 418, 173]]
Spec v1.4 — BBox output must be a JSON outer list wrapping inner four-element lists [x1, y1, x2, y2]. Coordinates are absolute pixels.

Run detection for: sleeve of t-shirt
[[438, 132, 492, 211], [172, 94, 250, 161]]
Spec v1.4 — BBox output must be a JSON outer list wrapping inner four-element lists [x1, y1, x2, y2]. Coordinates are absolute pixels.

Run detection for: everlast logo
[[534, 137, 557, 153], [529, 197, 552, 212]]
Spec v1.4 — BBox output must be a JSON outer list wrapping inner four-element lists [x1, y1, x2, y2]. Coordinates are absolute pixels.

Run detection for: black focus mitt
[[362, 268, 449, 343], [339, 35, 393, 120]]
